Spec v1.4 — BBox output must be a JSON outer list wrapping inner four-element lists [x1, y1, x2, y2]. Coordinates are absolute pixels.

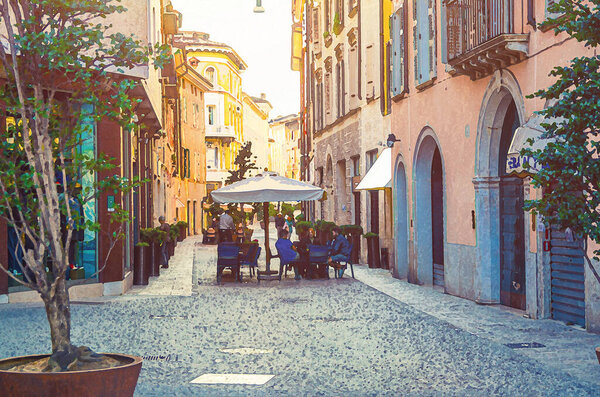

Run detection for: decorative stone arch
[[393, 153, 409, 280], [412, 127, 446, 286], [473, 69, 528, 304], [475, 69, 526, 178]]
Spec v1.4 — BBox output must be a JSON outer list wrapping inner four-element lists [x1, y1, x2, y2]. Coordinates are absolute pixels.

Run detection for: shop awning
[[506, 112, 561, 177], [356, 148, 392, 190], [176, 198, 186, 208]]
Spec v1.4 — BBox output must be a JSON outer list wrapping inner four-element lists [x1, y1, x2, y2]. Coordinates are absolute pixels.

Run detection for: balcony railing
[[447, 0, 513, 60], [205, 125, 236, 140], [446, 0, 528, 79]]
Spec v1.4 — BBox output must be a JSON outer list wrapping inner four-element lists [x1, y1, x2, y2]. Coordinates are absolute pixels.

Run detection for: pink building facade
[[388, 0, 600, 331]]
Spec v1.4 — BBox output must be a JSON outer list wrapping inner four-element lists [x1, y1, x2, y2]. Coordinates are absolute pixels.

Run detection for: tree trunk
[[43, 276, 77, 370]]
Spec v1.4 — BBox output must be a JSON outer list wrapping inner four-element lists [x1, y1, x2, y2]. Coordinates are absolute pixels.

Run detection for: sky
[[171, 0, 300, 118]]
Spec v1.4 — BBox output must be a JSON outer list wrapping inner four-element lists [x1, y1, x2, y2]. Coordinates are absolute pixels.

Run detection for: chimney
[[260, 93, 267, 100]]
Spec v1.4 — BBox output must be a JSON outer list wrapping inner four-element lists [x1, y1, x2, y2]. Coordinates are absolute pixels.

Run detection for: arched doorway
[[498, 102, 526, 309], [413, 131, 445, 286], [474, 70, 527, 308], [394, 157, 409, 279]]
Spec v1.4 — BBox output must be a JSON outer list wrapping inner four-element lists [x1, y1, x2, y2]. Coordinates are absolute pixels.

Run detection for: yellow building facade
[[174, 31, 247, 191]]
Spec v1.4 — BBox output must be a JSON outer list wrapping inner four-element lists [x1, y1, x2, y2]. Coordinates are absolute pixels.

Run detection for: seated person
[[328, 226, 351, 278], [275, 229, 302, 280]]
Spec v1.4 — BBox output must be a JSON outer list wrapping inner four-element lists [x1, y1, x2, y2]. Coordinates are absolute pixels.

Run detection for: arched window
[[205, 67, 216, 84]]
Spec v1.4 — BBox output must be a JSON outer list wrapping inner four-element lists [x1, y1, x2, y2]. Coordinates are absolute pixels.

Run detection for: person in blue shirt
[[275, 229, 302, 280], [328, 227, 351, 278]]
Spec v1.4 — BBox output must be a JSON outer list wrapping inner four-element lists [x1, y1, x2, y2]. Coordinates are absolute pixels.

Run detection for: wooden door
[[431, 148, 444, 287], [499, 176, 526, 309]]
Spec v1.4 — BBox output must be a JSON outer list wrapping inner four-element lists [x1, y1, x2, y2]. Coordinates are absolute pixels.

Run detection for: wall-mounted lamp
[[386, 133, 401, 148], [253, 0, 265, 13]]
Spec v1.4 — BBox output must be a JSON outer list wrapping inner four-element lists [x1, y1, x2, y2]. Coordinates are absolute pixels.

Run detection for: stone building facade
[[387, 0, 600, 332]]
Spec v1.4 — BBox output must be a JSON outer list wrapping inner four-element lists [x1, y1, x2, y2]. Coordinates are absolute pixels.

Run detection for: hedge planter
[[178, 227, 186, 242], [0, 353, 142, 397], [69, 268, 86, 280], [349, 234, 361, 264], [151, 242, 161, 277], [366, 235, 381, 269], [168, 241, 175, 257], [143, 245, 152, 280], [133, 245, 148, 286]]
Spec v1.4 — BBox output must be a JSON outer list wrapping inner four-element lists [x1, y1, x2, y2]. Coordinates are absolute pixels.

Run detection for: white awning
[[506, 111, 561, 177], [356, 148, 392, 190]]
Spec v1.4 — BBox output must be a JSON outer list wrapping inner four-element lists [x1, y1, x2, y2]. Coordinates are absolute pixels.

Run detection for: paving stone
[[0, 232, 598, 396]]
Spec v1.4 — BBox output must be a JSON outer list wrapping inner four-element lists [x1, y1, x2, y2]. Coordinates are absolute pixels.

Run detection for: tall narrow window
[[205, 67, 215, 84], [207, 105, 215, 125]]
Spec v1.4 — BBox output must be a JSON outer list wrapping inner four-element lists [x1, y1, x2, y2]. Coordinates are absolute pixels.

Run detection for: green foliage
[[295, 221, 314, 235], [315, 220, 336, 232], [295, 213, 306, 222], [139, 228, 166, 244], [340, 224, 363, 236], [225, 141, 258, 185], [523, 0, 600, 259], [333, 13, 342, 35], [0, 0, 168, 292], [363, 232, 379, 238], [280, 202, 299, 218]]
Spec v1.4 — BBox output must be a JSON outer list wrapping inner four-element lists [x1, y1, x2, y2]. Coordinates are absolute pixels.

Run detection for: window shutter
[[391, 3, 406, 97], [390, 13, 399, 96], [414, 0, 436, 85], [428, 0, 437, 78], [412, 0, 419, 85]]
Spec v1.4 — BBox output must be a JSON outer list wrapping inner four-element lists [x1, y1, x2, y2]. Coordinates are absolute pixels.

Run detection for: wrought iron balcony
[[446, 0, 528, 80]]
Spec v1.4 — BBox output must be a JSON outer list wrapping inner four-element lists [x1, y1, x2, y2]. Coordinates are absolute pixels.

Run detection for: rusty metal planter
[[0, 353, 142, 397]]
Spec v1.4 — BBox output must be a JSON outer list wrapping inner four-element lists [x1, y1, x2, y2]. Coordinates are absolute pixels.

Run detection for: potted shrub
[[0, 2, 166, 394], [133, 241, 150, 286], [341, 224, 363, 264], [295, 221, 314, 239], [364, 232, 381, 268], [315, 221, 336, 245], [175, 221, 188, 242], [168, 227, 179, 256]]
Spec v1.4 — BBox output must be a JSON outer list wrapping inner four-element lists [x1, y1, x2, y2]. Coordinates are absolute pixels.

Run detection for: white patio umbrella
[[210, 172, 324, 278]]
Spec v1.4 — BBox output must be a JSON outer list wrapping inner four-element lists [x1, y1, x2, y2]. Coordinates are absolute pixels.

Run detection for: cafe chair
[[331, 243, 354, 279], [240, 244, 261, 280], [217, 242, 241, 284]]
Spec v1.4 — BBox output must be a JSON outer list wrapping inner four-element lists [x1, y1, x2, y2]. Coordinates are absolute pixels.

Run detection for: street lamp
[[253, 0, 265, 13], [386, 133, 401, 148]]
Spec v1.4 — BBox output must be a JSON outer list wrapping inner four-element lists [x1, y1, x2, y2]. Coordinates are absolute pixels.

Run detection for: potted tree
[[134, 239, 150, 287], [522, 2, 600, 363], [174, 221, 188, 242], [364, 233, 381, 268], [341, 224, 363, 264], [315, 221, 336, 245], [0, 1, 167, 394]]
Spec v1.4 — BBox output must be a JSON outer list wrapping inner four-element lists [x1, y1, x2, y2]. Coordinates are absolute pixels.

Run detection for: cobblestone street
[[1, 236, 600, 396]]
